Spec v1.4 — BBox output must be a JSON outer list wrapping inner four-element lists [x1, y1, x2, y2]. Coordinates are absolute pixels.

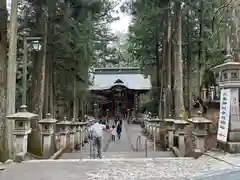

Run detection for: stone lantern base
[[219, 134, 240, 153], [225, 142, 240, 153]]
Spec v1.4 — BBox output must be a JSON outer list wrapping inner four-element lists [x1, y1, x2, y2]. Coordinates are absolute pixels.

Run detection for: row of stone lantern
[[142, 111, 212, 157], [163, 112, 212, 157], [143, 40, 240, 155], [6, 105, 90, 159], [164, 118, 189, 156], [143, 116, 187, 153], [143, 117, 161, 151], [201, 86, 218, 102], [167, 51, 240, 155], [56, 117, 88, 153]]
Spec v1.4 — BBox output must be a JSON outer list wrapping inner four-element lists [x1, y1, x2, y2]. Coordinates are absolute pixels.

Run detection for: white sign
[[217, 89, 231, 143]]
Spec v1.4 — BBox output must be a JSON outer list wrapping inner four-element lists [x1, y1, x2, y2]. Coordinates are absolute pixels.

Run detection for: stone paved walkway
[[60, 119, 175, 159], [125, 123, 158, 151], [60, 119, 134, 159], [0, 157, 235, 180], [60, 131, 111, 159], [105, 120, 133, 152]]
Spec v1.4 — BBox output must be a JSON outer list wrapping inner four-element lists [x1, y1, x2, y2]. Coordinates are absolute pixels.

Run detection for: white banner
[[217, 89, 231, 143]]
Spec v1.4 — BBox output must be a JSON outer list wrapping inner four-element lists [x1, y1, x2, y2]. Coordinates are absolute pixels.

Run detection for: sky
[[110, 0, 131, 33], [111, 13, 131, 33], [7, 0, 10, 10], [6, 0, 131, 34]]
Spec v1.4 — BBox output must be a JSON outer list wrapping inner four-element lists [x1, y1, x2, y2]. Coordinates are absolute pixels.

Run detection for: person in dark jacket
[[116, 120, 122, 140], [114, 115, 120, 124]]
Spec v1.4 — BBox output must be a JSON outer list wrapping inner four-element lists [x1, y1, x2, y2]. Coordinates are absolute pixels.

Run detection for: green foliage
[[17, 0, 119, 102], [127, 0, 239, 87], [202, 69, 216, 87], [126, 0, 170, 74], [140, 100, 155, 114]]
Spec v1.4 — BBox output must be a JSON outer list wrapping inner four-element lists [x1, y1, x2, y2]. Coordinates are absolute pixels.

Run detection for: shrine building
[[89, 67, 151, 117]]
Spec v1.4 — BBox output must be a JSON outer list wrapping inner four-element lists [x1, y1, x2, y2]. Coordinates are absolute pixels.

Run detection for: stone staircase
[[60, 148, 175, 159]]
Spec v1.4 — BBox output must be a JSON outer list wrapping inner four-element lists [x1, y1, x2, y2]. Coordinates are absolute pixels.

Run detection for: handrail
[[89, 135, 92, 159], [136, 134, 141, 151], [80, 129, 83, 159], [145, 138, 148, 158], [88, 129, 94, 159], [153, 124, 158, 159], [124, 120, 137, 151]]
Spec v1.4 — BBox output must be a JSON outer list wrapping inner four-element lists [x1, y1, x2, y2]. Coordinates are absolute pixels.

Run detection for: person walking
[[114, 115, 119, 125], [116, 120, 122, 140], [88, 119, 106, 158], [110, 125, 116, 141]]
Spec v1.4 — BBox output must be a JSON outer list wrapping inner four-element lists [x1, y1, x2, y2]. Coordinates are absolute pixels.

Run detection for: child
[[110, 125, 116, 141]]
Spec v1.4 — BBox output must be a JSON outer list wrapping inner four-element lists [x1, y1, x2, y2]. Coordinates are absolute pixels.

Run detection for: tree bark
[[0, 1, 8, 161], [33, 17, 48, 119], [155, 27, 160, 117], [171, 20, 175, 116], [44, 54, 50, 115], [48, 7, 56, 118], [73, 77, 79, 120], [186, 10, 192, 117], [161, 8, 169, 118], [80, 99, 85, 120], [28, 10, 48, 155], [49, 47, 54, 117], [197, 0, 204, 97], [6, 0, 18, 158], [166, 6, 172, 117], [173, 1, 185, 118]]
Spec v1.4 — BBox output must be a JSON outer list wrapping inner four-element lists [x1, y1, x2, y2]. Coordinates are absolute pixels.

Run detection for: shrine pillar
[[133, 92, 137, 117], [133, 92, 140, 120]]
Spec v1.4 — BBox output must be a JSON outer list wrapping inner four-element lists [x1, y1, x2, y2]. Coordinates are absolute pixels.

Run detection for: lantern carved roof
[[6, 105, 38, 120]]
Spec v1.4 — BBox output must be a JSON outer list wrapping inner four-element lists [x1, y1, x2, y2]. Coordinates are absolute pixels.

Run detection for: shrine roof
[[89, 67, 151, 91]]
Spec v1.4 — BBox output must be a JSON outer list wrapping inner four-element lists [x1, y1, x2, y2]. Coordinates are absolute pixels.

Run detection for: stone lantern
[[173, 119, 189, 157], [78, 122, 88, 146], [210, 85, 215, 101], [6, 105, 38, 154], [187, 112, 212, 152], [69, 118, 77, 151], [56, 117, 72, 150], [165, 119, 175, 148], [202, 87, 207, 102], [74, 121, 82, 149], [39, 113, 57, 158], [212, 54, 240, 88], [212, 54, 240, 153]]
